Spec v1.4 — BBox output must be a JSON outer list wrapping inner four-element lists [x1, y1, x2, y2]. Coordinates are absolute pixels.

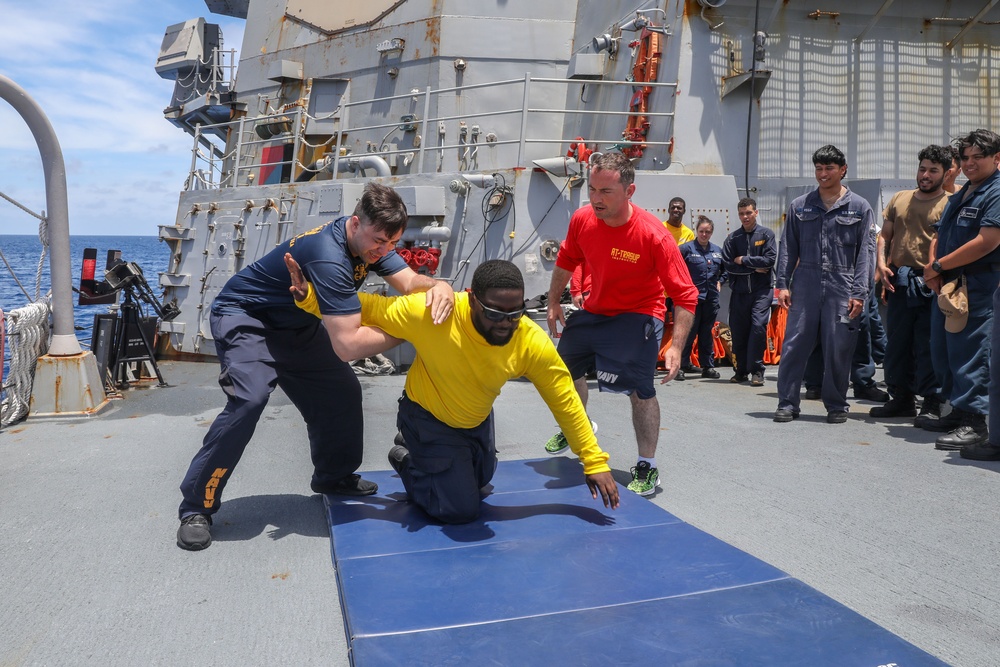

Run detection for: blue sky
[[0, 1, 245, 236]]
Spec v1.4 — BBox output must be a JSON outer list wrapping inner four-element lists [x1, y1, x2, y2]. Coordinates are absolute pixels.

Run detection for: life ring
[[565, 137, 593, 164]]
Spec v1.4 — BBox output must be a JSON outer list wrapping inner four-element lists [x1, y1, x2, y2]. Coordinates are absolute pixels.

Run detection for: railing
[[182, 73, 680, 190], [171, 47, 238, 108]]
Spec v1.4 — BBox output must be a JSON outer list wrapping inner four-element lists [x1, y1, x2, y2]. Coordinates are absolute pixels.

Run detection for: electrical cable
[[744, 0, 762, 198]]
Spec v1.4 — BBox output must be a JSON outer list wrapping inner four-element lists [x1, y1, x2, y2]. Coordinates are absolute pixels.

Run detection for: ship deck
[[1, 359, 997, 666]]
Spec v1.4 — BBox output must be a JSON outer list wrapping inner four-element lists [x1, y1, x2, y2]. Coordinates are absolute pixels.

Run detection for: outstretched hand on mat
[[586, 471, 619, 510]]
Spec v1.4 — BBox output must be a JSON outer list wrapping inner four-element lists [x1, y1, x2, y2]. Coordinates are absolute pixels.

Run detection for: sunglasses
[[475, 295, 526, 322]]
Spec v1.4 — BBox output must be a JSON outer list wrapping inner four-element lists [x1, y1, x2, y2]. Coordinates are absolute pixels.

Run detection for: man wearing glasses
[[288, 256, 620, 523], [922, 129, 1000, 456]]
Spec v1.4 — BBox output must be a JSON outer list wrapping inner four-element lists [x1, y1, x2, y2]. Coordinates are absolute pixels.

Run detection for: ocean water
[[1, 235, 169, 384]]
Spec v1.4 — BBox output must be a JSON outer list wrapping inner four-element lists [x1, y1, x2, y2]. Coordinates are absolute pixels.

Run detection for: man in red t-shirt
[[545, 152, 698, 497]]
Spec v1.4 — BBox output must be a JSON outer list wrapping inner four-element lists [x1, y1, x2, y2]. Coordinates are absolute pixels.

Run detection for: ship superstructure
[[153, 0, 1000, 358]]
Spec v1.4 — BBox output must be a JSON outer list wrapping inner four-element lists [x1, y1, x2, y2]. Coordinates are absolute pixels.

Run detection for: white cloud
[[0, 1, 244, 236]]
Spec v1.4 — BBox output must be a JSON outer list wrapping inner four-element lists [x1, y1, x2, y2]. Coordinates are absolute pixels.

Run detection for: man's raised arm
[[284, 252, 402, 362]]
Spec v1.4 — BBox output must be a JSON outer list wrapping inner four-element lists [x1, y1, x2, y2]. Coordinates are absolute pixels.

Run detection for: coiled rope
[[1, 301, 50, 427]]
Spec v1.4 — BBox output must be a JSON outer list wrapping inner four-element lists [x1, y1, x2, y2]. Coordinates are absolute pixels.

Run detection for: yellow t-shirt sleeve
[[521, 326, 611, 475], [295, 282, 406, 330], [295, 282, 322, 318]]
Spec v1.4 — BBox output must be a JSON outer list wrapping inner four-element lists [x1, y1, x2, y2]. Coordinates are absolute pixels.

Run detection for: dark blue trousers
[[179, 311, 363, 519], [804, 287, 880, 391], [777, 272, 861, 414], [990, 284, 1000, 443], [930, 272, 996, 415], [882, 279, 937, 399], [682, 297, 720, 368], [728, 289, 772, 377], [395, 393, 497, 524]]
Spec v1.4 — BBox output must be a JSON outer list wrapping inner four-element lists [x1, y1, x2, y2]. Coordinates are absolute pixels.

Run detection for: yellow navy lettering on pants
[[203, 468, 228, 509]]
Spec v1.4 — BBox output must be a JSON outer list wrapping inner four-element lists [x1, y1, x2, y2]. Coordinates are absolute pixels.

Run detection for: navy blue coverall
[[930, 169, 1000, 417], [679, 239, 725, 368], [776, 189, 876, 415], [721, 223, 777, 378]]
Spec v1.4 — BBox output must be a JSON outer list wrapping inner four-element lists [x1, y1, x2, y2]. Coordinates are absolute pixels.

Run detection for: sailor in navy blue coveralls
[[926, 143, 1000, 450], [775, 164, 876, 420], [678, 223, 725, 372], [721, 201, 776, 382]]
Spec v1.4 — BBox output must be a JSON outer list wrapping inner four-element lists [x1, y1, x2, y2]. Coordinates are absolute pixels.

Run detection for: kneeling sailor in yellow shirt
[[286, 253, 619, 523]]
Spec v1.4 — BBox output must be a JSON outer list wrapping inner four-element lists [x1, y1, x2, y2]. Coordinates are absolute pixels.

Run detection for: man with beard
[[288, 256, 619, 524], [870, 145, 953, 421]]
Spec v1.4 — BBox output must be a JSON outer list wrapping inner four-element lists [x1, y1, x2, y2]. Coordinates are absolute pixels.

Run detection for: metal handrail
[[183, 73, 679, 190]]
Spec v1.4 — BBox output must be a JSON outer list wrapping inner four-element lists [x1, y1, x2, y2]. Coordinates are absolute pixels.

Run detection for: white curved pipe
[[0, 74, 81, 355], [347, 155, 391, 177], [401, 226, 452, 242]]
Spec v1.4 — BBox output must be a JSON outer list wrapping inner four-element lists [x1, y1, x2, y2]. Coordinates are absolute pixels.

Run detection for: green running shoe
[[544, 420, 597, 455], [544, 431, 569, 454], [627, 461, 660, 496]]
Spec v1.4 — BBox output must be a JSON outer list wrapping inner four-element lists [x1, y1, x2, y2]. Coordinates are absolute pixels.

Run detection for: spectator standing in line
[[774, 145, 876, 424], [721, 197, 776, 386], [870, 145, 953, 420], [923, 129, 1000, 452], [663, 197, 695, 246], [678, 216, 726, 379], [662, 197, 695, 378]]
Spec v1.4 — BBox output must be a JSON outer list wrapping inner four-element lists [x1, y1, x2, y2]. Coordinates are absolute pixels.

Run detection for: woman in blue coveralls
[[678, 216, 726, 379]]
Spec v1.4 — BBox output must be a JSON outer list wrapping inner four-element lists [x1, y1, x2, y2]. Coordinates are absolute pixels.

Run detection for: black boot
[[869, 394, 916, 418], [915, 399, 957, 431], [917, 394, 942, 418], [935, 412, 988, 451], [854, 383, 890, 402]]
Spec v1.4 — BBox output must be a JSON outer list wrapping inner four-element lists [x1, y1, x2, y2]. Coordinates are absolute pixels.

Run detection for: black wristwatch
[[931, 260, 943, 274]]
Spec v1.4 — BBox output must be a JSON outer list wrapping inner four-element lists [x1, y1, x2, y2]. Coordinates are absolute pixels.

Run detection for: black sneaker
[[674, 369, 686, 382], [311, 474, 378, 496], [854, 384, 890, 402], [804, 388, 821, 400], [750, 372, 764, 387], [702, 368, 720, 379], [177, 514, 212, 551], [730, 374, 749, 384], [869, 396, 917, 418], [388, 444, 410, 476]]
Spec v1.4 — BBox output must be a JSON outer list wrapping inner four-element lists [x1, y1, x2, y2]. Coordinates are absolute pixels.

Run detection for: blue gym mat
[[324, 457, 949, 666]]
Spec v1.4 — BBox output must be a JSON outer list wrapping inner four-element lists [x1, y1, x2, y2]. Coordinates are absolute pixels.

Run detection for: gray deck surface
[[2, 359, 998, 666]]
